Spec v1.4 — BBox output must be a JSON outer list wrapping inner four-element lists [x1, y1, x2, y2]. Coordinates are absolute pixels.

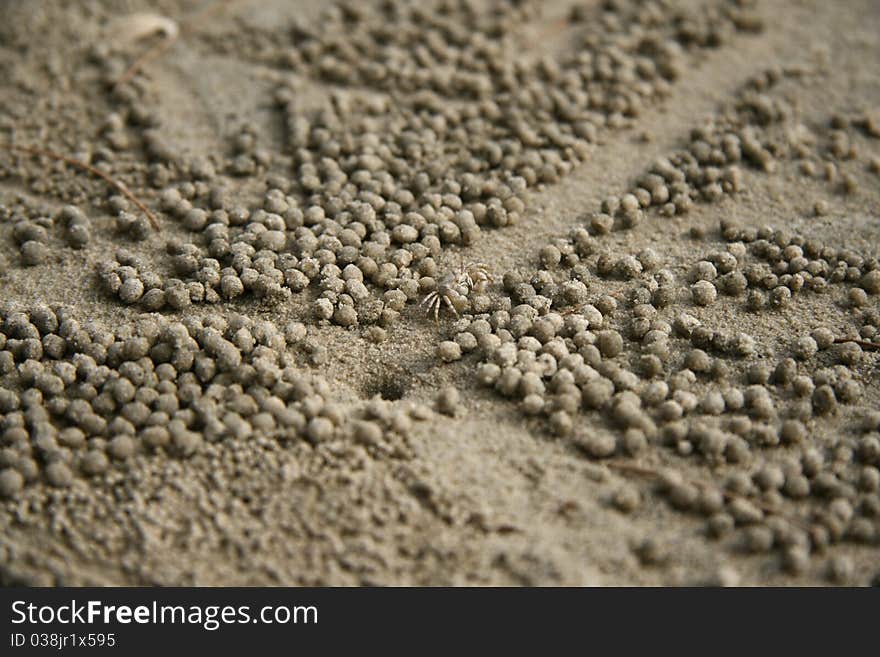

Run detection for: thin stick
[[114, 0, 239, 89], [0, 143, 160, 230], [833, 338, 880, 350], [115, 32, 178, 89]]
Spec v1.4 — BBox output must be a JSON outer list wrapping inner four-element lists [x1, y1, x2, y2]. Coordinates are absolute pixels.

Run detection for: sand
[[0, 0, 879, 586]]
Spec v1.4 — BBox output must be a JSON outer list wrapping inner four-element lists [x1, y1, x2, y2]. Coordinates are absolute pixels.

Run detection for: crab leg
[[442, 294, 459, 317]]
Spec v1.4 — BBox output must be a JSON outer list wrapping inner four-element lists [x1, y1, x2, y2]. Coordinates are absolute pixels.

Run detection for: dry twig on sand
[[114, 0, 239, 88], [0, 143, 160, 230]]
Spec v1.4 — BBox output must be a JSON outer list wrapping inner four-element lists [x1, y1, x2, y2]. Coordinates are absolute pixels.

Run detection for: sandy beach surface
[[0, 0, 879, 585]]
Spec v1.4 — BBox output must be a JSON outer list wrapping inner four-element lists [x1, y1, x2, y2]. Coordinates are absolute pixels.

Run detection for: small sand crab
[[420, 262, 491, 322]]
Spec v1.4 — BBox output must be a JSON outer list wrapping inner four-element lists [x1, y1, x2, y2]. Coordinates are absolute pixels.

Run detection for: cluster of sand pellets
[[0, 0, 879, 585]]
